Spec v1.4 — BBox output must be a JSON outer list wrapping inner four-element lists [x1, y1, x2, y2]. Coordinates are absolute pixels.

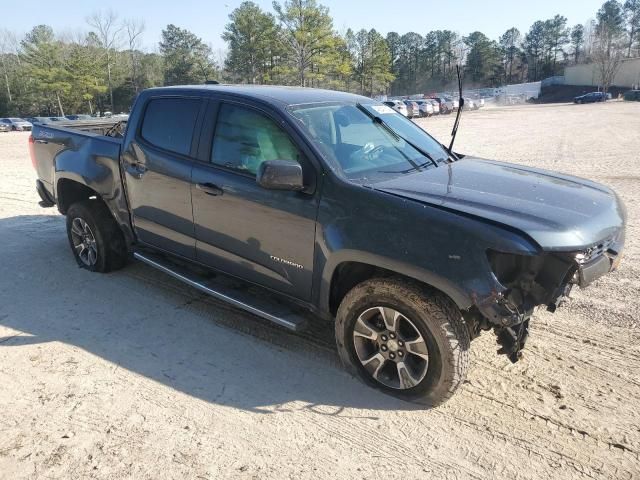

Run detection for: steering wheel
[[351, 142, 386, 164]]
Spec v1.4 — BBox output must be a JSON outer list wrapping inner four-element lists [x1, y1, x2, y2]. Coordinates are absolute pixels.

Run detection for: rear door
[[190, 99, 320, 300], [121, 95, 205, 259]]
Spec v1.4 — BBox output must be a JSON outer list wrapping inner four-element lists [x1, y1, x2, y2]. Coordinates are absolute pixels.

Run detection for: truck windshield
[[289, 103, 448, 182]]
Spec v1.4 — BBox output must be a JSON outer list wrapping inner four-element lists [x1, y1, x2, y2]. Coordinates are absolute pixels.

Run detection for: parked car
[[443, 96, 459, 110], [414, 100, 434, 117], [25, 117, 52, 125], [383, 100, 408, 116], [30, 85, 626, 406], [428, 99, 440, 115], [574, 92, 606, 104], [463, 97, 477, 110], [0, 122, 10, 133], [400, 100, 418, 118], [0, 117, 33, 131], [48, 117, 68, 122], [66, 114, 93, 121], [430, 97, 453, 114], [623, 90, 640, 101]]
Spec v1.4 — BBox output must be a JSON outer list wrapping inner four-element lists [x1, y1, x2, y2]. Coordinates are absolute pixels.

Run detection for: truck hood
[[373, 157, 625, 250]]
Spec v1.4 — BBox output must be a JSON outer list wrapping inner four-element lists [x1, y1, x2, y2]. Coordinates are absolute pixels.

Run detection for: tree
[[65, 38, 108, 114], [124, 18, 145, 94], [544, 15, 569, 75], [499, 27, 521, 83], [272, 0, 335, 86], [595, 0, 626, 94], [623, 0, 640, 56], [524, 21, 545, 81], [570, 24, 585, 63], [596, 0, 626, 56], [20, 25, 72, 115], [87, 10, 123, 112], [160, 24, 217, 85], [223, 2, 280, 84], [347, 29, 393, 96], [464, 31, 504, 86]]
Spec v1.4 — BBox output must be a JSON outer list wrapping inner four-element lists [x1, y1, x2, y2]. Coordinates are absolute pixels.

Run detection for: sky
[[2, 0, 605, 54]]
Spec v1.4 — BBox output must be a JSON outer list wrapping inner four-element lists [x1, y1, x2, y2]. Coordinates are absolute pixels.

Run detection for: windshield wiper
[[377, 161, 436, 174], [448, 64, 464, 154], [355, 103, 439, 169]]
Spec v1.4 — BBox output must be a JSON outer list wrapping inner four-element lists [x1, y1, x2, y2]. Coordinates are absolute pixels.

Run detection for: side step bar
[[133, 251, 307, 331]]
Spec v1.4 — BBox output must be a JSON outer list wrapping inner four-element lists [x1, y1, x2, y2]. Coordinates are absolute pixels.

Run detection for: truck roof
[[145, 84, 373, 106]]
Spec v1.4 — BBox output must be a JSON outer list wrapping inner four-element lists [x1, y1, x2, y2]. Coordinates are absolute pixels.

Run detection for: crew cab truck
[[30, 85, 626, 406]]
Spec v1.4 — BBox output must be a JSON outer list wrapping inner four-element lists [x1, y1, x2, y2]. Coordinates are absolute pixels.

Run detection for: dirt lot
[[1, 102, 639, 479]]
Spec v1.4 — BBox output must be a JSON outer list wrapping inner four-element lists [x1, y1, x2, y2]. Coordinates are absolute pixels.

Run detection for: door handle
[[196, 183, 224, 196]]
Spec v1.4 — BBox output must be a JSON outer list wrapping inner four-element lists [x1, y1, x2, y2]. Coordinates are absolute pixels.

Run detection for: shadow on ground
[[0, 214, 424, 415]]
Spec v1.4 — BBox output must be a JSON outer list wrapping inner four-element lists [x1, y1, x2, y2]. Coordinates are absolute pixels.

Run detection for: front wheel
[[335, 278, 470, 407]]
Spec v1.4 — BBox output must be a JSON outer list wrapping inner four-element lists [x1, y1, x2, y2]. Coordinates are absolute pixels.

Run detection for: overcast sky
[[2, 0, 603, 52]]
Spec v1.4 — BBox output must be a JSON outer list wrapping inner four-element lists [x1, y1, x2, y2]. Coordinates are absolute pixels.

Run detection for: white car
[[383, 100, 409, 117], [415, 100, 434, 117], [463, 97, 478, 110], [428, 99, 440, 115], [0, 117, 33, 131]]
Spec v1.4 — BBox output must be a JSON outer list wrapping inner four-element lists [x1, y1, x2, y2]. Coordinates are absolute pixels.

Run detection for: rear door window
[[140, 97, 201, 156]]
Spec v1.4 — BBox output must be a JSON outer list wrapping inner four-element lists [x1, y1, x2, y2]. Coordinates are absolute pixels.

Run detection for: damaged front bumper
[[471, 230, 624, 363]]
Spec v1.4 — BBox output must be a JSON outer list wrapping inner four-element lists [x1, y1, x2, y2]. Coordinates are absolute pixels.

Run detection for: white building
[[564, 57, 640, 89]]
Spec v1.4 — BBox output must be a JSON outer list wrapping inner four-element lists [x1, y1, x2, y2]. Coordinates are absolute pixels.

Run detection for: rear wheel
[[66, 200, 128, 273], [335, 278, 470, 407]]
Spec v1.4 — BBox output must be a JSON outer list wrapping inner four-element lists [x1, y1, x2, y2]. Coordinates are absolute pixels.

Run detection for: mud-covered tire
[[335, 277, 470, 407], [66, 199, 128, 273]]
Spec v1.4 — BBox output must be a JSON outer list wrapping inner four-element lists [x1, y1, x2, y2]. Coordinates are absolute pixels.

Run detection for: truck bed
[[30, 121, 132, 243], [40, 119, 127, 137]]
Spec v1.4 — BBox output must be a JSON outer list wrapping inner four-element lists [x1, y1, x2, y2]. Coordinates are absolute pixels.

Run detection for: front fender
[[319, 249, 473, 312]]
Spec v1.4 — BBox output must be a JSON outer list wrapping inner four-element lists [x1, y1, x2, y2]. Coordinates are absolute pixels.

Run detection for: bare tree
[[593, 43, 623, 95], [594, 2, 626, 95], [124, 18, 145, 94], [87, 10, 123, 112], [0, 29, 14, 103]]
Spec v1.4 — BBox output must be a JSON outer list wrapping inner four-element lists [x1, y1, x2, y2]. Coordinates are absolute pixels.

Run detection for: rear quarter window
[[140, 97, 201, 156]]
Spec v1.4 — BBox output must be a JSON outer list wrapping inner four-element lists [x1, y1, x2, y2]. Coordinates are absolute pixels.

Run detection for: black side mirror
[[256, 160, 304, 191]]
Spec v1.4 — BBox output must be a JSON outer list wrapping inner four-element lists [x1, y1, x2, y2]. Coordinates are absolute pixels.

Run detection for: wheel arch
[[321, 251, 473, 317], [55, 174, 135, 246], [56, 177, 102, 214]]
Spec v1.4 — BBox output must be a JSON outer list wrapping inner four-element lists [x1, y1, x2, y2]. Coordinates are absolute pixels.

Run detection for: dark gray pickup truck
[[30, 85, 625, 406]]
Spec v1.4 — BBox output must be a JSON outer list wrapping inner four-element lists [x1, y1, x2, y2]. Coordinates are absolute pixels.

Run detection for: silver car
[[0, 117, 33, 131], [383, 100, 409, 117], [414, 100, 434, 117]]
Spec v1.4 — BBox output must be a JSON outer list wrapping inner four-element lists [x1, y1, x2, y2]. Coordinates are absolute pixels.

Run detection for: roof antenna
[[448, 65, 464, 155]]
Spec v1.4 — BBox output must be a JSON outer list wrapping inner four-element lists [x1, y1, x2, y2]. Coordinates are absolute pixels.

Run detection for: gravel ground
[[0, 102, 639, 479]]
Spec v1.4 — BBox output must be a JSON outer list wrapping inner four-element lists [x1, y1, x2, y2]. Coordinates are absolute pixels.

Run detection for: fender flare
[[318, 249, 474, 314]]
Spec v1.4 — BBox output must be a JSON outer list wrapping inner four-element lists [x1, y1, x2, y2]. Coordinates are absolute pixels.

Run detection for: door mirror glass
[[256, 160, 304, 191]]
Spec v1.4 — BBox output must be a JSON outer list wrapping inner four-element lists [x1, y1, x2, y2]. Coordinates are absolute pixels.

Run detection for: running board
[[133, 251, 307, 331]]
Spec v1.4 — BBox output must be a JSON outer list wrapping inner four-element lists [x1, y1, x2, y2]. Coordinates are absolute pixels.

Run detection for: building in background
[[565, 57, 640, 89]]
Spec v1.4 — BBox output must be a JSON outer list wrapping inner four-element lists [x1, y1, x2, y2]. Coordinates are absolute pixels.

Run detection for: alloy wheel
[[353, 306, 429, 390], [70, 217, 98, 266]]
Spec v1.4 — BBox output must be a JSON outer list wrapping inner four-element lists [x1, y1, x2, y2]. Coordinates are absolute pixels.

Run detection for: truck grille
[[575, 237, 615, 265]]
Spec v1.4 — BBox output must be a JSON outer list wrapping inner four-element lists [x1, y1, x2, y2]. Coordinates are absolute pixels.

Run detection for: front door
[[191, 101, 319, 300], [122, 96, 205, 259]]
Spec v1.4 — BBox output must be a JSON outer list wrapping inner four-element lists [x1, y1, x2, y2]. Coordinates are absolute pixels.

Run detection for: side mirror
[[256, 160, 305, 191]]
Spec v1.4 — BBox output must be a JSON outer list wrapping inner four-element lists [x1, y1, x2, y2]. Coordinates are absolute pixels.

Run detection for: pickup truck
[[30, 85, 626, 406]]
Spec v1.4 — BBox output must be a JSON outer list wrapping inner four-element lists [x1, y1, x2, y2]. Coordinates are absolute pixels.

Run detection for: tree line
[[1, 0, 638, 116]]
